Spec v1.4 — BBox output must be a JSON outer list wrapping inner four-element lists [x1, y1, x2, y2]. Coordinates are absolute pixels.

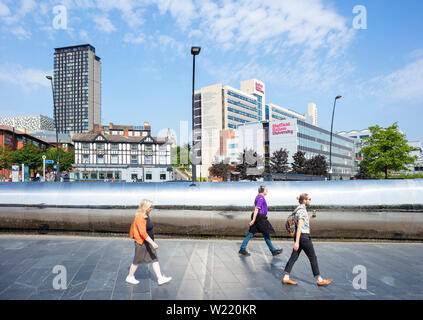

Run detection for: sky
[[0, 0, 422, 145]]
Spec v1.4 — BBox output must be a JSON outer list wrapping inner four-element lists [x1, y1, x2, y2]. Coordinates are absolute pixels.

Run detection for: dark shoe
[[272, 249, 283, 256], [239, 249, 250, 256]]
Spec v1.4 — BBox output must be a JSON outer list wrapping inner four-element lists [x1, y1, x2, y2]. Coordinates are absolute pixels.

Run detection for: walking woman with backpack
[[282, 193, 333, 286], [239, 185, 283, 257], [126, 199, 172, 286]]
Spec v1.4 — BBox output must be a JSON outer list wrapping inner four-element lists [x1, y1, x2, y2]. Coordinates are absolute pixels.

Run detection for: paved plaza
[[0, 235, 421, 300]]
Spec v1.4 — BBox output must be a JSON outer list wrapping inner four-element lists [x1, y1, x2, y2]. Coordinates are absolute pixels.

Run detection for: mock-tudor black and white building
[[71, 131, 174, 182]]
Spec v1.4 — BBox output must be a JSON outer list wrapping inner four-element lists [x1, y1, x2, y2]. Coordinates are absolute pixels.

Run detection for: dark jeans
[[284, 233, 320, 278]]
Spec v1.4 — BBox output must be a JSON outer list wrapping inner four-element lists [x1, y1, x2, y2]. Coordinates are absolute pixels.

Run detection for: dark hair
[[258, 185, 266, 194], [254, 185, 267, 203]]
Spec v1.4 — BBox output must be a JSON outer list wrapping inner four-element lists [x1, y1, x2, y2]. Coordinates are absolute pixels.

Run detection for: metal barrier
[[0, 180, 422, 239]]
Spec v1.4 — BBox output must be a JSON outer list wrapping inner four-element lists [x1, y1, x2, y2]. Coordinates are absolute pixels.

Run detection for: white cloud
[[0, 1, 10, 17], [409, 49, 423, 59], [93, 14, 117, 33], [123, 32, 145, 44], [79, 29, 89, 41], [153, 0, 195, 30], [0, 64, 51, 90], [9, 25, 31, 39], [19, 0, 37, 16], [95, 0, 145, 28], [368, 58, 423, 103], [167, 0, 355, 57], [158, 34, 184, 55]]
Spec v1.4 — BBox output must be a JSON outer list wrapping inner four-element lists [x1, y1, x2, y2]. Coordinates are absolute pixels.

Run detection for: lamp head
[[191, 46, 201, 55], [46, 75, 53, 80], [335, 95, 342, 100]]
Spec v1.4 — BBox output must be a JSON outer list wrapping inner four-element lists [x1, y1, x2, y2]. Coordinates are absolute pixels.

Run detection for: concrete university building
[[53, 44, 101, 134], [71, 123, 175, 182], [194, 78, 321, 179]]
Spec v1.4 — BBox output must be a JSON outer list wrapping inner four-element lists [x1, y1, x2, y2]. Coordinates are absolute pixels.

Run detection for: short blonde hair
[[296, 193, 309, 204], [137, 199, 153, 218]]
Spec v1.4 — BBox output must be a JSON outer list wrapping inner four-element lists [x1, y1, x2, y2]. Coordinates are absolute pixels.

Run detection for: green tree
[[45, 147, 75, 172], [209, 157, 232, 181], [361, 123, 417, 179], [171, 144, 191, 168], [354, 162, 372, 179], [270, 148, 289, 174], [0, 145, 13, 171], [305, 155, 328, 176], [291, 151, 307, 174], [12, 144, 43, 173]]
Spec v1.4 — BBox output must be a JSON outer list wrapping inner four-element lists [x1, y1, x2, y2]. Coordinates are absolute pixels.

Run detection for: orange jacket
[[129, 213, 149, 245]]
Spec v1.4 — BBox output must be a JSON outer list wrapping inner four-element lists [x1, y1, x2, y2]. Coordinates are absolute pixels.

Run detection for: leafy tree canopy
[[361, 122, 416, 179]]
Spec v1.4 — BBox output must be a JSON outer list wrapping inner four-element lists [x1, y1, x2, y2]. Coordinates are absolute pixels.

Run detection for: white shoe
[[125, 275, 139, 285], [158, 275, 172, 285]]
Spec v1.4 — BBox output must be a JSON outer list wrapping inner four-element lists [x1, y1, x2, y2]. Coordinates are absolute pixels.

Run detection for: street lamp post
[[191, 46, 201, 186], [46, 75, 60, 182], [329, 95, 342, 180]]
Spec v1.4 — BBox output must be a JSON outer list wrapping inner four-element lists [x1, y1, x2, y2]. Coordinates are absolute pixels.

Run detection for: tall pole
[[190, 46, 201, 185], [329, 95, 342, 180], [192, 53, 196, 185], [47, 76, 60, 182]]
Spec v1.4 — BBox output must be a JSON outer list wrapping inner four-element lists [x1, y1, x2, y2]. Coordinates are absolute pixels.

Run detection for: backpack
[[285, 211, 297, 237]]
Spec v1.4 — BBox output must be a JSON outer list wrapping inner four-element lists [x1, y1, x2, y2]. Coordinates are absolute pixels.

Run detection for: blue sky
[[0, 0, 422, 144]]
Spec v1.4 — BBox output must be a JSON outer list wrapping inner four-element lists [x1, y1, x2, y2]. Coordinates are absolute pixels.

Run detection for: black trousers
[[284, 233, 320, 277]]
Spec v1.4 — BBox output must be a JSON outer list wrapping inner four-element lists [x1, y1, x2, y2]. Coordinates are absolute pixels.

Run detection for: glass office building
[[54, 44, 101, 134], [231, 119, 355, 179]]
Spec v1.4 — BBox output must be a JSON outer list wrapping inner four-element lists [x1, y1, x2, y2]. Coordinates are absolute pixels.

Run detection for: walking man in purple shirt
[[239, 185, 283, 257]]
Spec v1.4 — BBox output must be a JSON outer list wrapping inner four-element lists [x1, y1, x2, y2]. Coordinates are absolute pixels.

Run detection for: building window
[[111, 143, 118, 151], [145, 145, 153, 152], [145, 155, 152, 164], [131, 144, 137, 151], [99, 172, 105, 180], [82, 143, 89, 150], [111, 155, 118, 164], [90, 172, 98, 180], [82, 154, 89, 163], [97, 155, 104, 164], [146, 173, 152, 180], [107, 172, 113, 179], [131, 155, 138, 164], [97, 143, 105, 150], [160, 173, 166, 180], [160, 155, 167, 165]]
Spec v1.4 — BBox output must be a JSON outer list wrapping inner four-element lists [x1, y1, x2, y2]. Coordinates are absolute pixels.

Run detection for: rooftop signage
[[255, 82, 264, 94]]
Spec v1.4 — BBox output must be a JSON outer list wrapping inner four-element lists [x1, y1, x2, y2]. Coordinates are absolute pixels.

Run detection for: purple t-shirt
[[255, 195, 268, 216]]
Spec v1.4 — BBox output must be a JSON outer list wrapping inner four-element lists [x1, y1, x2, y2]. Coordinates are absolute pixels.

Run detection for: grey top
[[294, 204, 310, 234]]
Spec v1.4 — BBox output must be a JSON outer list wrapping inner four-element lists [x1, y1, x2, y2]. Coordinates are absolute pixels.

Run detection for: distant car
[[31, 176, 40, 182]]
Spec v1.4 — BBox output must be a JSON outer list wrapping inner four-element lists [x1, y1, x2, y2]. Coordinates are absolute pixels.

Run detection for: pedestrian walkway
[[0, 235, 421, 300]]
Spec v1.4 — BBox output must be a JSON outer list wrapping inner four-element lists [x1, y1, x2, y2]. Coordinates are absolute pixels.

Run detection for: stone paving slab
[[0, 235, 422, 300]]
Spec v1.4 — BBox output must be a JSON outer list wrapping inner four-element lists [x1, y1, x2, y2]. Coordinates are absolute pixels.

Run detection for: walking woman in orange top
[[126, 199, 172, 285]]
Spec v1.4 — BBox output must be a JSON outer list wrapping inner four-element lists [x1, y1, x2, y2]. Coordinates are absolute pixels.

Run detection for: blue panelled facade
[[226, 89, 259, 129]]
